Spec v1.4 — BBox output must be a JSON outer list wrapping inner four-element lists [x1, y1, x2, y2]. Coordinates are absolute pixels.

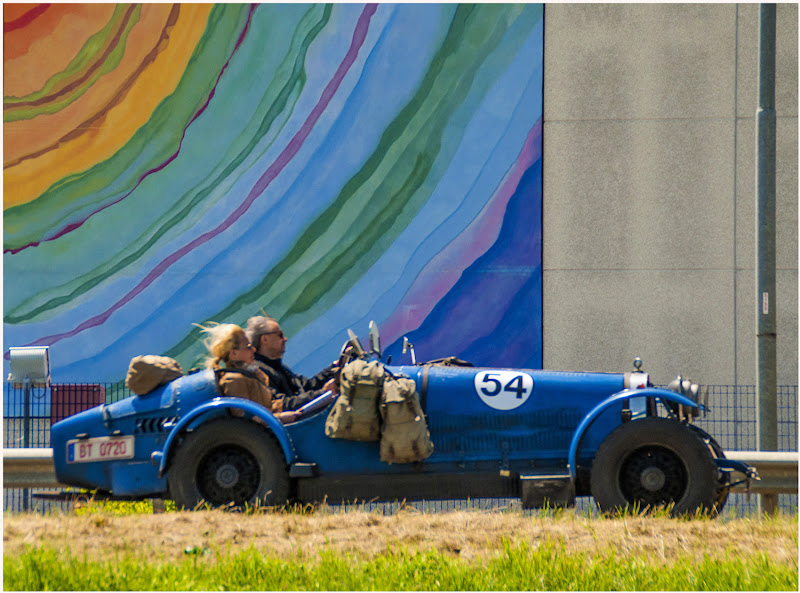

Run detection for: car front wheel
[[590, 417, 718, 516]]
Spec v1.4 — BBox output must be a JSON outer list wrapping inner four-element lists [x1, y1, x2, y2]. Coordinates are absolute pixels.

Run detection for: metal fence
[[693, 385, 798, 452], [4, 382, 798, 514]]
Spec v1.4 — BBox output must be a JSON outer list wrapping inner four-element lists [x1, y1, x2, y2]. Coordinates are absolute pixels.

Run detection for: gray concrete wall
[[542, 3, 797, 387]]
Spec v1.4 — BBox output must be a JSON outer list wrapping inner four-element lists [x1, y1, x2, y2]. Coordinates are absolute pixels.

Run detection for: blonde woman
[[199, 323, 300, 424]]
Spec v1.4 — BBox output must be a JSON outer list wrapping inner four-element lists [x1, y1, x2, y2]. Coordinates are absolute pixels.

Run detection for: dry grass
[[4, 507, 798, 567]]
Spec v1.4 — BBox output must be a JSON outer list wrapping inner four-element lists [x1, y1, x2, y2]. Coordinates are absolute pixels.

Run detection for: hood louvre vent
[[135, 417, 178, 434]]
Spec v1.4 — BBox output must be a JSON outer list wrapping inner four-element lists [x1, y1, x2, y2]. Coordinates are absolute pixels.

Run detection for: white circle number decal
[[474, 370, 534, 410]]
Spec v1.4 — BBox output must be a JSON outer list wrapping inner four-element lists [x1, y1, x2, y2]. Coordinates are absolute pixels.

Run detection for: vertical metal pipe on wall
[[755, 3, 778, 514]]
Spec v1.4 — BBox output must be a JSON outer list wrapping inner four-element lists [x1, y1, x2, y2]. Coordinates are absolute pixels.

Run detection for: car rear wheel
[[169, 418, 289, 510], [590, 417, 718, 516]]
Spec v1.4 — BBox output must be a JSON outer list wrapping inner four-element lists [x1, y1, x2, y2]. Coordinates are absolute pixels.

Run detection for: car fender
[[567, 388, 700, 481], [155, 398, 295, 477]]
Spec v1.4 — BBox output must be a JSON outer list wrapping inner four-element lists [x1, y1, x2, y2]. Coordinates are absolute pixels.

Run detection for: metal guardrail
[[3, 448, 798, 494], [3, 448, 61, 489], [726, 451, 799, 494]]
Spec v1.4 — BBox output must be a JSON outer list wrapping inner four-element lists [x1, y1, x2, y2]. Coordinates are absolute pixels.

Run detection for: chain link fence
[[4, 382, 797, 515]]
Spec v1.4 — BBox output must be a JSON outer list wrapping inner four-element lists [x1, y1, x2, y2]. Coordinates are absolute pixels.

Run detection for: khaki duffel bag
[[126, 355, 183, 395], [379, 375, 433, 464], [325, 359, 384, 441]]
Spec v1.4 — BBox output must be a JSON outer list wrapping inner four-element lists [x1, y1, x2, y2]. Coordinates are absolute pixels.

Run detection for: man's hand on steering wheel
[[331, 343, 355, 389], [334, 343, 355, 369], [323, 377, 339, 395]]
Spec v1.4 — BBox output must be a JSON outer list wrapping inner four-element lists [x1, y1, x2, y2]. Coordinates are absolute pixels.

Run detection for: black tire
[[169, 418, 289, 510], [590, 417, 718, 516]]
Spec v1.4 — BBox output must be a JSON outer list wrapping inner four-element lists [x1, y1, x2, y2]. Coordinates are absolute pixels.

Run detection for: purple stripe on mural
[[6, 5, 259, 256], [19, 4, 378, 350], [380, 118, 542, 347]]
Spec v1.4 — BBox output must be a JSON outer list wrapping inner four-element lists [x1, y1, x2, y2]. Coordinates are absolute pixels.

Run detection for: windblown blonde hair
[[196, 322, 247, 370]]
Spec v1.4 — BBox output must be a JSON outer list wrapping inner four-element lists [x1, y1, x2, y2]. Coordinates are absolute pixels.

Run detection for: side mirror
[[402, 337, 416, 365], [368, 321, 381, 358]]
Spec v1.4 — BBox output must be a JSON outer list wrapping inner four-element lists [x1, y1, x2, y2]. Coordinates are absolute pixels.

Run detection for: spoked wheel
[[618, 445, 688, 507], [196, 444, 261, 505], [169, 418, 289, 510], [590, 417, 719, 516]]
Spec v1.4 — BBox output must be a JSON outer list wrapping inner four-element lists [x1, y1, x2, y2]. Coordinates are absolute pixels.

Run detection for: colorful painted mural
[[3, 3, 544, 383]]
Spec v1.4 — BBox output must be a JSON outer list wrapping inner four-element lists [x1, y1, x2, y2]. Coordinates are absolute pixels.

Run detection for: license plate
[[67, 436, 134, 463]]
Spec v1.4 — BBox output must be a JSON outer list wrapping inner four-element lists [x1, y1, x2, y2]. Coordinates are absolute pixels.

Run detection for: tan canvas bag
[[325, 359, 384, 441], [126, 355, 183, 395], [379, 375, 434, 464]]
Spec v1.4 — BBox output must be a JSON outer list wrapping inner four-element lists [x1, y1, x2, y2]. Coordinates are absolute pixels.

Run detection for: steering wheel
[[332, 339, 357, 388], [337, 339, 356, 369], [333, 330, 366, 389]]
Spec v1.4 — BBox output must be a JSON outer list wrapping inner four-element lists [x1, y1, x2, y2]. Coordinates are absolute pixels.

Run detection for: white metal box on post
[[7, 346, 51, 512], [8, 346, 51, 387]]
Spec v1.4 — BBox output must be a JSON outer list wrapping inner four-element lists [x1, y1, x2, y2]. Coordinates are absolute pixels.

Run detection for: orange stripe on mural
[[3, 4, 213, 209], [4, 4, 174, 166], [5, 5, 139, 111], [3, 4, 111, 77]]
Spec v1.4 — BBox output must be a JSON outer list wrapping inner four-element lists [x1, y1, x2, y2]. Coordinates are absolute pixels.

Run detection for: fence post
[[22, 379, 31, 511]]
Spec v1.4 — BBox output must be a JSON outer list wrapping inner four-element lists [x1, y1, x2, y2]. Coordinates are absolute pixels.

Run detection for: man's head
[[246, 315, 287, 360]]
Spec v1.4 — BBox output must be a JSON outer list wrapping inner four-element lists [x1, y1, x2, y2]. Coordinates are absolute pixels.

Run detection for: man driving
[[245, 315, 340, 412]]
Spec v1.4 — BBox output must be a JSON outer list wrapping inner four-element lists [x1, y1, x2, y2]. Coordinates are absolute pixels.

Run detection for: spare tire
[[590, 417, 718, 516]]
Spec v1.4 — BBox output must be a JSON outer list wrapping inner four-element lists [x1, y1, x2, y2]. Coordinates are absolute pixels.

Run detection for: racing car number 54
[[474, 370, 534, 410]]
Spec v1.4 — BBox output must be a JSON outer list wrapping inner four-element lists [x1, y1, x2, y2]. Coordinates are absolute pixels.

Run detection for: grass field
[[3, 503, 798, 591]]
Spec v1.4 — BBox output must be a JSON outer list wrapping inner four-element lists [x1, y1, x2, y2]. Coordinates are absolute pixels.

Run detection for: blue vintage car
[[49, 323, 755, 515]]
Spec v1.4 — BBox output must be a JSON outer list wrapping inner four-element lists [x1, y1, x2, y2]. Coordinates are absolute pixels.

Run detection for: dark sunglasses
[[262, 330, 285, 339]]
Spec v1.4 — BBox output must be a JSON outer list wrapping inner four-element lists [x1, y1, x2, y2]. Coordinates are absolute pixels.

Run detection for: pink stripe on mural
[[380, 118, 542, 347]]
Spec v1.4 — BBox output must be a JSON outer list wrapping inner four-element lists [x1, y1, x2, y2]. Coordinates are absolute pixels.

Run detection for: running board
[[520, 471, 575, 509]]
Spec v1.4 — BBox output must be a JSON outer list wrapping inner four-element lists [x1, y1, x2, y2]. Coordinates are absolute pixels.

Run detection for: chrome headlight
[[668, 375, 700, 400], [667, 375, 706, 418]]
